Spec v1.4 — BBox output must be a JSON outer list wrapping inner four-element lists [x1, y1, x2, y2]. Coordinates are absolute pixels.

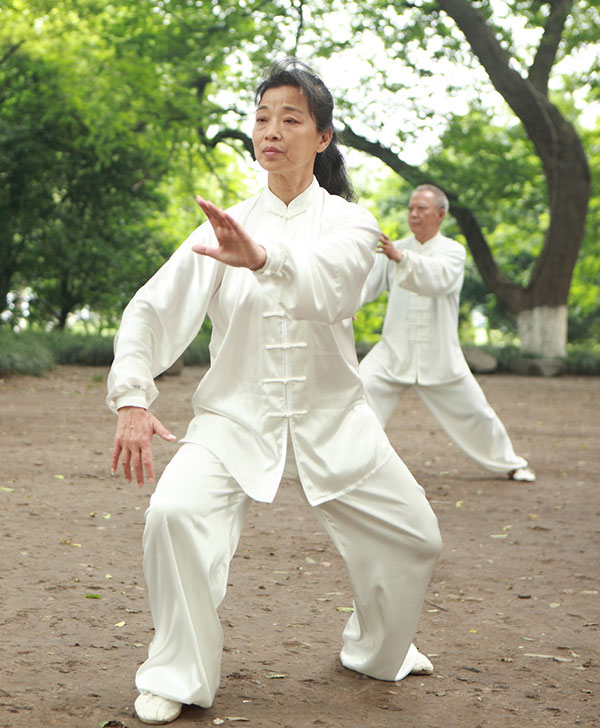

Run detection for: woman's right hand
[[111, 406, 176, 487]]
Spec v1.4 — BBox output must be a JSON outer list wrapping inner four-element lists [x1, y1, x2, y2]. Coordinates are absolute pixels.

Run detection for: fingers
[[155, 422, 177, 442], [112, 407, 175, 487], [196, 196, 232, 230]]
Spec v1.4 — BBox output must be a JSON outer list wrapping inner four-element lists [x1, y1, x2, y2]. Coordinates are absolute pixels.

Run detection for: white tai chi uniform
[[359, 232, 528, 475], [107, 179, 442, 707]]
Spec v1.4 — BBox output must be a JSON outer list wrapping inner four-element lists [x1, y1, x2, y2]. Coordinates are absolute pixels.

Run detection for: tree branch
[[0, 40, 25, 67], [528, 0, 572, 94], [339, 124, 525, 309], [200, 127, 255, 159]]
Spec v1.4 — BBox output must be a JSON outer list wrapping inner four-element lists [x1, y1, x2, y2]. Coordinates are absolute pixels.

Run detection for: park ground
[[0, 365, 598, 728]]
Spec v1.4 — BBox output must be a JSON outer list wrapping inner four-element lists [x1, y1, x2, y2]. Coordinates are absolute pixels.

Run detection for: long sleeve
[[364, 233, 470, 386], [106, 224, 224, 413], [254, 194, 379, 323], [395, 241, 465, 298], [360, 249, 393, 306], [107, 180, 394, 506]]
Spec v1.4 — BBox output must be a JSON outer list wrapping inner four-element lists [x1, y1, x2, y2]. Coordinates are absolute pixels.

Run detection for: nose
[[264, 119, 282, 140]]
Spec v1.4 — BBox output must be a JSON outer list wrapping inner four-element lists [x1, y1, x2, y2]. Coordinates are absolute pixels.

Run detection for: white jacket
[[107, 179, 392, 505], [361, 232, 470, 385]]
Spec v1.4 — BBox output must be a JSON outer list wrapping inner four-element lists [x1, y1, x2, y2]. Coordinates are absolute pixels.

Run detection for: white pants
[[359, 355, 527, 474], [135, 442, 441, 707]]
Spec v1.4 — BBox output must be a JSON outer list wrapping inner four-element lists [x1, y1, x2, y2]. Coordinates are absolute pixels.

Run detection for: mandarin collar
[[263, 177, 320, 218], [413, 232, 442, 249]]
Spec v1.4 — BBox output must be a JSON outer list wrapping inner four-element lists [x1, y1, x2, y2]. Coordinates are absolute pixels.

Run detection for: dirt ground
[[1, 365, 598, 728]]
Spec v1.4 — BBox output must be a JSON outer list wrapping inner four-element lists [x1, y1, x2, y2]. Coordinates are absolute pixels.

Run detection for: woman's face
[[252, 85, 332, 185]]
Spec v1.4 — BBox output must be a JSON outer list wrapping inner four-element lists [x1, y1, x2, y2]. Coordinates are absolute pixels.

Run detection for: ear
[[317, 127, 333, 153]]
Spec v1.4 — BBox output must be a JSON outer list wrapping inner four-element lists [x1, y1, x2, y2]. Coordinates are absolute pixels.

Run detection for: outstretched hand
[[192, 196, 267, 271], [111, 406, 177, 487], [377, 233, 403, 262]]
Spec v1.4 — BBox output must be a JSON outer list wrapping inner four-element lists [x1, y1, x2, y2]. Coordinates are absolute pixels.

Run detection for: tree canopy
[[1, 0, 598, 352]]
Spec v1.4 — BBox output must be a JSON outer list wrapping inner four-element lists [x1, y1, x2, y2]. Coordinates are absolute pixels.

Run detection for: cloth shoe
[[509, 466, 536, 482], [134, 692, 182, 725], [410, 650, 434, 675]]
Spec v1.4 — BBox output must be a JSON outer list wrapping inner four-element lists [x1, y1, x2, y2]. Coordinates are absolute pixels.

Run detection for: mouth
[[262, 146, 282, 157]]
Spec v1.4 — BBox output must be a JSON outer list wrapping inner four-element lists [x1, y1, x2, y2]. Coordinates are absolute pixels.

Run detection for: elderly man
[[359, 184, 534, 482]]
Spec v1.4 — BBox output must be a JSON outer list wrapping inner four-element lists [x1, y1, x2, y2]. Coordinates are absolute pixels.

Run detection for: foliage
[[0, 330, 55, 376], [564, 344, 600, 375], [0, 325, 213, 376], [0, 0, 280, 330]]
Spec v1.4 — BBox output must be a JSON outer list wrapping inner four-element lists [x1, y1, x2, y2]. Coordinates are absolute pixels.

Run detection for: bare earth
[[1, 365, 599, 728]]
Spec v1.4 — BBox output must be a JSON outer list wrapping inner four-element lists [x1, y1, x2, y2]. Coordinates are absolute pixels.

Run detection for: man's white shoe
[[410, 650, 434, 675], [134, 692, 182, 725], [509, 466, 536, 482]]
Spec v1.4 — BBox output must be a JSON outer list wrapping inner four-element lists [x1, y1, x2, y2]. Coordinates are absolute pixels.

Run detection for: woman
[[108, 58, 442, 725]]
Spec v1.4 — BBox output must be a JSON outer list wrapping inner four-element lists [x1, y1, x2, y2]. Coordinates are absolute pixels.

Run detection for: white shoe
[[134, 692, 182, 725], [509, 466, 536, 482], [410, 650, 434, 675]]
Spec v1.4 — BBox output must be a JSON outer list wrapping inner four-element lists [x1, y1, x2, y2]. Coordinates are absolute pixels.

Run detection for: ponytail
[[255, 59, 355, 201]]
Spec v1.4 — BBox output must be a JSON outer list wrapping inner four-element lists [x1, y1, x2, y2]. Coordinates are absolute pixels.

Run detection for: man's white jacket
[[361, 232, 471, 385], [107, 179, 392, 506]]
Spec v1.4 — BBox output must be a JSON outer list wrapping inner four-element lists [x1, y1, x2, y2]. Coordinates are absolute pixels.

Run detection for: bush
[[45, 332, 115, 365], [1, 329, 598, 376], [183, 328, 211, 366], [0, 330, 55, 376], [565, 344, 600, 375]]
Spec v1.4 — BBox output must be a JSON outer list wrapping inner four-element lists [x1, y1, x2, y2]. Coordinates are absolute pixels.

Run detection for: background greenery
[[1, 1, 598, 374]]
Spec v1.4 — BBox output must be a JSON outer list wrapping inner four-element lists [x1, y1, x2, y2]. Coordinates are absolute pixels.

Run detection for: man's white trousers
[[135, 442, 441, 707], [359, 356, 528, 474]]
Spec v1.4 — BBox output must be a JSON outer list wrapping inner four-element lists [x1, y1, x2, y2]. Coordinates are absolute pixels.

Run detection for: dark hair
[[254, 58, 355, 202]]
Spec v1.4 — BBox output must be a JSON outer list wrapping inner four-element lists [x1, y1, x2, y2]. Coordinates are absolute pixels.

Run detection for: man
[[359, 184, 534, 482]]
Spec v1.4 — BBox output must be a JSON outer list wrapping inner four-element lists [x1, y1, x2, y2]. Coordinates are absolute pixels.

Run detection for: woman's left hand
[[192, 196, 267, 270]]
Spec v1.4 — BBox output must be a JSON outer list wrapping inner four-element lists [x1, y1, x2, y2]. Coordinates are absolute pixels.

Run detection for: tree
[[0, 0, 287, 327], [334, 0, 595, 357]]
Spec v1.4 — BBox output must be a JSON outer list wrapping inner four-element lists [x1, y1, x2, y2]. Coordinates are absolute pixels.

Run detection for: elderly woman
[[108, 58, 442, 725]]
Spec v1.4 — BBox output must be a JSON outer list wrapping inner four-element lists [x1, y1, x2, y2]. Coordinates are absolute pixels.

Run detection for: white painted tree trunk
[[517, 305, 567, 358]]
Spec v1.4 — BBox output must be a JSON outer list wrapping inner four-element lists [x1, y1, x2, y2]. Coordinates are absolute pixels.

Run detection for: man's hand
[[111, 406, 176, 487], [377, 233, 403, 262], [192, 196, 267, 271]]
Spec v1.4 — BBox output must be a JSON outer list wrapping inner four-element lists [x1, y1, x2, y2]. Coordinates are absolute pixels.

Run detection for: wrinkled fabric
[[135, 441, 441, 705], [361, 232, 470, 385], [360, 231, 528, 474], [107, 179, 391, 505]]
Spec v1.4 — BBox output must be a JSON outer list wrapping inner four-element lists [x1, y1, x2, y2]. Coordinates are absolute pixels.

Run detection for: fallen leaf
[[455, 500, 463, 508], [490, 534, 508, 539], [114, 620, 126, 627], [54, 474, 64, 480], [336, 606, 354, 613], [0, 487, 14, 492], [550, 602, 561, 608], [85, 593, 102, 599], [265, 673, 287, 679]]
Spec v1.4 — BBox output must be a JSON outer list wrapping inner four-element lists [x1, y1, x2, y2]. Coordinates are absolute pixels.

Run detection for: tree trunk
[[517, 306, 568, 358]]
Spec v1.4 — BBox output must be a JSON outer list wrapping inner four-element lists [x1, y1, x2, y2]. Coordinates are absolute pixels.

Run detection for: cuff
[[253, 243, 285, 278]]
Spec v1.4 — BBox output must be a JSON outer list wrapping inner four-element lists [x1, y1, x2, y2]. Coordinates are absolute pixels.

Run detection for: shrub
[[565, 344, 600, 375], [0, 330, 55, 376]]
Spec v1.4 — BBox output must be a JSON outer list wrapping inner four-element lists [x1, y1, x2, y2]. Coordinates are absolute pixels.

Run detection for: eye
[[284, 118, 299, 124]]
